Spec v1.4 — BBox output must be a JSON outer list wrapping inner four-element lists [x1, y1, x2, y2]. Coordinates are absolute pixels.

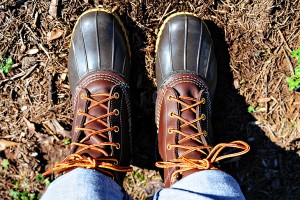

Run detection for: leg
[[154, 170, 244, 200], [42, 8, 132, 198], [154, 12, 249, 198], [42, 168, 131, 200]]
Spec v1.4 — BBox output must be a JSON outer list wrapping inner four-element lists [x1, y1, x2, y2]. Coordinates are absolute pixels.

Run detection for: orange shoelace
[[155, 95, 250, 182], [43, 92, 132, 177]]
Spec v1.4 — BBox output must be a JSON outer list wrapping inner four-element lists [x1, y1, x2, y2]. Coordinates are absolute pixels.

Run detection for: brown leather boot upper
[[155, 13, 250, 187], [43, 9, 132, 185]]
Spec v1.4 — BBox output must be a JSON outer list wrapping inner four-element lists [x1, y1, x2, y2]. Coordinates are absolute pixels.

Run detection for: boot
[[155, 13, 250, 187], [43, 9, 132, 185]]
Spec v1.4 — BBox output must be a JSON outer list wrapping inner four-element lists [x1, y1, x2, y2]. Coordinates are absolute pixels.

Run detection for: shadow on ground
[[206, 21, 300, 200], [122, 14, 157, 169]]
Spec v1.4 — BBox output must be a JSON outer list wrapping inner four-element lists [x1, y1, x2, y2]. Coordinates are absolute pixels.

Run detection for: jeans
[[41, 168, 245, 200]]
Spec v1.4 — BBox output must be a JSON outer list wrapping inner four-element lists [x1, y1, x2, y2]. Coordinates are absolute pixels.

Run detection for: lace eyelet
[[168, 128, 173, 134], [77, 109, 82, 114], [201, 98, 206, 104], [169, 112, 174, 117], [114, 126, 119, 133], [116, 143, 120, 149], [80, 93, 85, 99], [201, 114, 206, 120], [167, 144, 172, 150], [168, 95, 173, 101], [203, 131, 208, 136], [113, 109, 119, 116], [114, 92, 120, 99]]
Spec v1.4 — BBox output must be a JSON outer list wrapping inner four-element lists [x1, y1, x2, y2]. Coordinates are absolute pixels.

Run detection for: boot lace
[[155, 95, 250, 182], [43, 92, 132, 177]]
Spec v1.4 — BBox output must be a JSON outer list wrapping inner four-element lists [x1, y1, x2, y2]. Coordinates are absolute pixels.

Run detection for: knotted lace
[[43, 92, 132, 177], [155, 95, 250, 182]]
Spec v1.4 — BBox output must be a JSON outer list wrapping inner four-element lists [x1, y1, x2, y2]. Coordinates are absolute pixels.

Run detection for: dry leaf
[[27, 48, 39, 55], [297, 122, 300, 132], [52, 119, 71, 137], [0, 139, 20, 151], [49, 0, 57, 18], [20, 44, 26, 53], [47, 28, 63, 41], [20, 106, 28, 111], [60, 73, 67, 81], [23, 117, 36, 134], [258, 98, 272, 103], [233, 79, 240, 89], [43, 120, 56, 133], [70, 15, 77, 21], [36, 133, 54, 145]]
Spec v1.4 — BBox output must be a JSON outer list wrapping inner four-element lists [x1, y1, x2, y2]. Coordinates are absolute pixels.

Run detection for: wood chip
[[42, 120, 56, 133], [27, 48, 39, 55], [52, 119, 71, 137], [47, 28, 63, 41], [0, 139, 20, 151], [20, 44, 26, 53], [20, 106, 28, 111], [49, 0, 57, 18], [23, 117, 36, 134], [60, 73, 67, 81], [258, 97, 272, 103], [234, 79, 240, 89]]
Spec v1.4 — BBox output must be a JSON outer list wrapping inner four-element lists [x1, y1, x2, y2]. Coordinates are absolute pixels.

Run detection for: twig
[[21, 64, 39, 80], [277, 29, 292, 52], [0, 64, 38, 84], [158, 3, 172, 24], [23, 23, 50, 59], [282, 47, 295, 75]]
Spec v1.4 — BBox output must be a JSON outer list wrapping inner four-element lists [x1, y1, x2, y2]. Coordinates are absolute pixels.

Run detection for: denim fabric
[[154, 170, 245, 200], [41, 168, 245, 200], [41, 168, 131, 200]]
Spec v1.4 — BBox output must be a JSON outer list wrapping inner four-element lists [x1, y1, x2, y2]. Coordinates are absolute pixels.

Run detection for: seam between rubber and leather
[[73, 73, 124, 108]]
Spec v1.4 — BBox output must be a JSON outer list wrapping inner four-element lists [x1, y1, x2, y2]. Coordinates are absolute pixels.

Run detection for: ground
[[0, 0, 299, 199]]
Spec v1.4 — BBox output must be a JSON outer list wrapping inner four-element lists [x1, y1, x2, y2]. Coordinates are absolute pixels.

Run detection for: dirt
[[0, 0, 299, 199]]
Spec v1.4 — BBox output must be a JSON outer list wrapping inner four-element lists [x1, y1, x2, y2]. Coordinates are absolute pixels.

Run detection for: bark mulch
[[0, 0, 299, 199]]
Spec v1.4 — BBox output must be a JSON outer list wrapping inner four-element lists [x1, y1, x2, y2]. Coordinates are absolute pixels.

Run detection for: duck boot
[[43, 9, 132, 185], [155, 13, 250, 187]]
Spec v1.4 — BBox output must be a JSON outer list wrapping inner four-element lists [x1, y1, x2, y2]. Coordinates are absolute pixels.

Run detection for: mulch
[[0, 0, 299, 199]]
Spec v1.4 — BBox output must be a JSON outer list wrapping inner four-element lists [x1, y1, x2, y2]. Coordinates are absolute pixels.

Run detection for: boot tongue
[[171, 82, 211, 179], [75, 81, 117, 158], [172, 82, 209, 160]]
